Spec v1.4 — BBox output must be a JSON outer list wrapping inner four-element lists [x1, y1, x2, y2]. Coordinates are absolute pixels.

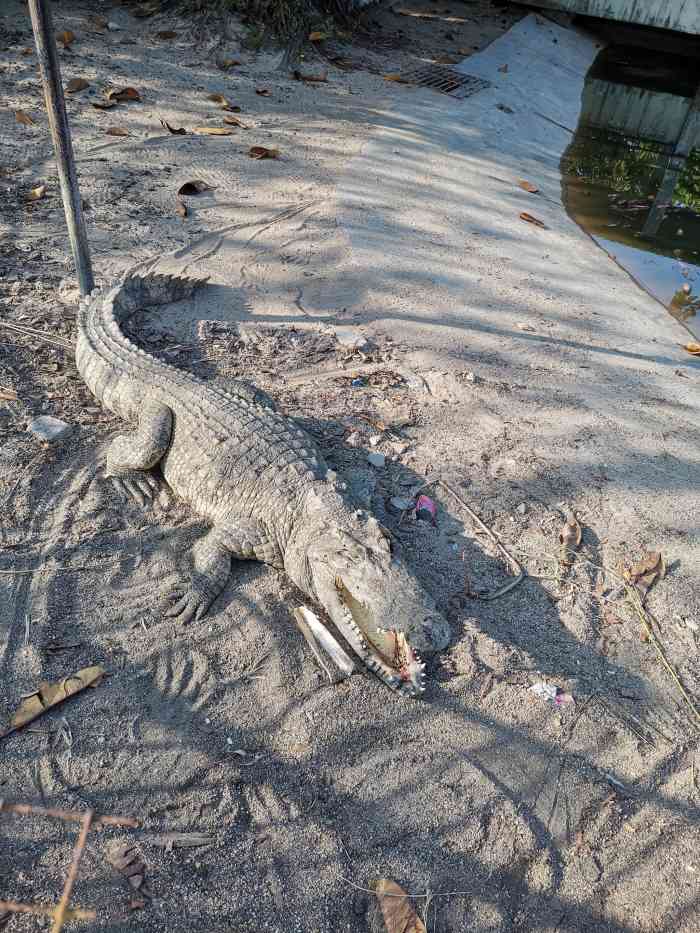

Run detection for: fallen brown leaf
[[520, 211, 546, 228], [155, 30, 177, 39], [108, 843, 146, 891], [384, 73, 411, 83], [107, 86, 141, 102], [558, 508, 582, 566], [223, 114, 248, 128], [21, 47, 33, 56], [683, 341, 700, 356], [193, 126, 233, 136], [255, 88, 271, 96], [27, 184, 46, 201], [177, 180, 214, 195], [624, 551, 666, 599], [0, 388, 18, 401], [375, 879, 426, 933], [90, 14, 108, 30], [249, 146, 279, 160], [66, 77, 90, 93], [308, 31, 328, 42], [517, 179, 539, 194], [92, 98, 118, 110], [207, 93, 241, 112], [57, 30, 76, 48], [105, 126, 129, 136], [218, 58, 241, 70], [293, 69, 328, 83], [15, 110, 35, 126], [160, 119, 187, 135], [176, 198, 188, 218], [2, 665, 105, 737]]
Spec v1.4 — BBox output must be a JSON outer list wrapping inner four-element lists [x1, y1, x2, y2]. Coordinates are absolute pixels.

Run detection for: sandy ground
[[1, 2, 699, 931]]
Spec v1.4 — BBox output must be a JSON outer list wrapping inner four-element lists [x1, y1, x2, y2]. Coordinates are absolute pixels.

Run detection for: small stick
[[0, 321, 73, 351], [0, 901, 95, 922], [51, 809, 94, 933], [0, 800, 138, 828], [439, 479, 526, 600]]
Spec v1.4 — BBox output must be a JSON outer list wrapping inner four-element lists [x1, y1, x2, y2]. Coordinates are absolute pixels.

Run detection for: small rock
[[517, 502, 527, 515], [27, 415, 72, 443], [107, 20, 121, 29], [369, 435, 382, 447], [345, 431, 362, 448], [367, 452, 385, 468]]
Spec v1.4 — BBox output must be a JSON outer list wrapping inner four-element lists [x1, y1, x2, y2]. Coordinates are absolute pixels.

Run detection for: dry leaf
[[160, 119, 186, 135], [108, 843, 146, 892], [375, 879, 426, 933], [107, 86, 141, 102], [384, 73, 410, 83], [193, 126, 233, 136], [558, 508, 582, 566], [519, 211, 546, 228], [0, 388, 18, 401], [92, 98, 117, 110], [27, 184, 46, 201], [293, 70, 328, 83], [21, 47, 33, 56], [683, 342, 700, 356], [517, 179, 539, 194], [176, 198, 188, 218], [218, 58, 241, 70], [66, 77, 89, 93], [90, 14, 108, 29], [249, 146, 279, 160], [105, 126, 129, 136], [15, 110, 35, 126], [155, 30, 177, 39], [255, 88, 271, 96], [177, 180, 214, 195], [2, 665, 105, 737], [223, 114, 247, 128], [308, 31, 328, 42], [57, 30, 76, 48], [498, 63, 508, 73], [624, 551, 666, 598], [207, 93, 241, 112]]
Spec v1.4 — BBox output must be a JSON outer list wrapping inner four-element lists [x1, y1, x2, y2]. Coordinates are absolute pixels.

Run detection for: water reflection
[[562, 44, 700, 338]]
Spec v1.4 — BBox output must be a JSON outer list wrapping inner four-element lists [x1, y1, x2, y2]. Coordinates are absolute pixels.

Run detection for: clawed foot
[[109, 471, 170, 509], [163, 579, 219, 625]]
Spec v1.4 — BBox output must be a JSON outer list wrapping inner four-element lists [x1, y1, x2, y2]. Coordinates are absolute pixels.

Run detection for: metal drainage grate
[[397, 64, 491, 100]]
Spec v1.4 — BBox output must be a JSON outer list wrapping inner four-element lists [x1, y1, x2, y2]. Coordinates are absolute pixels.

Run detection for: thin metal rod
[[0, 800, 138, 828], [0, 901, 96, 922], [51, 809, 94, 933], [27, 0, 94, 296]]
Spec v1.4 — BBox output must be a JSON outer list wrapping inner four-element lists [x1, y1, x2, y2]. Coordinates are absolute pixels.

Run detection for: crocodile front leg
[[107, 400, 173, 507], [164, 527, 232, 625]]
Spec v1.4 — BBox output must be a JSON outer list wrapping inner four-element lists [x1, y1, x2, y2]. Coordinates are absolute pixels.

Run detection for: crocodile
[[76, 272, 450, 696]]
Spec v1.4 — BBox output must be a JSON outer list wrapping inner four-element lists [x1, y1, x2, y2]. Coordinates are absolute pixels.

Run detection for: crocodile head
[[298, 506, 451, 697]]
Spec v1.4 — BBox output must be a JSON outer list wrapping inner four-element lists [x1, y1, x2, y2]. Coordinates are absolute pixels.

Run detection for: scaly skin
[[77, 273, 450, 696]]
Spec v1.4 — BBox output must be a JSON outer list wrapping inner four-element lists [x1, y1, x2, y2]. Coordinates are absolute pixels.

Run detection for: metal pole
[[27, 0, 94, 296]]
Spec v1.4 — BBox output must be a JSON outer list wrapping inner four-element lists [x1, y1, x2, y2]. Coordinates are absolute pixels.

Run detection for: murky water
[[561, 43, 700, 339]]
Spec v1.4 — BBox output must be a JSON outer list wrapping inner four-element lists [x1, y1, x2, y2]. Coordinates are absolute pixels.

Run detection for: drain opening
[[397, 64, 491, 99]]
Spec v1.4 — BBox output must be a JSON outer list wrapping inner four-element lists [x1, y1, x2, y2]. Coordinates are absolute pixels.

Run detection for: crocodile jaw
[[309, 567, 426, 698]]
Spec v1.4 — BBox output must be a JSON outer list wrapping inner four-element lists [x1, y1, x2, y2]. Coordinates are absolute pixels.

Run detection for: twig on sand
[[50, 809, 94, 933], [624, 583, 700, 730], [0, 320, 73, 351], [0, 901, 95, 923], [438, 479, 526, 600], [340, 876, 471, 900]]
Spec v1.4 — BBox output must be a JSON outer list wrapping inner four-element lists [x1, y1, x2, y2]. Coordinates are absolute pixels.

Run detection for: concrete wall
[[583, 78, 694, 145], [520, 1, 700, 35]]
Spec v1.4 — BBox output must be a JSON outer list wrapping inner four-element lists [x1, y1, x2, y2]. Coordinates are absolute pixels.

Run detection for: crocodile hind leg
[[106, 401, 173, 507]]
